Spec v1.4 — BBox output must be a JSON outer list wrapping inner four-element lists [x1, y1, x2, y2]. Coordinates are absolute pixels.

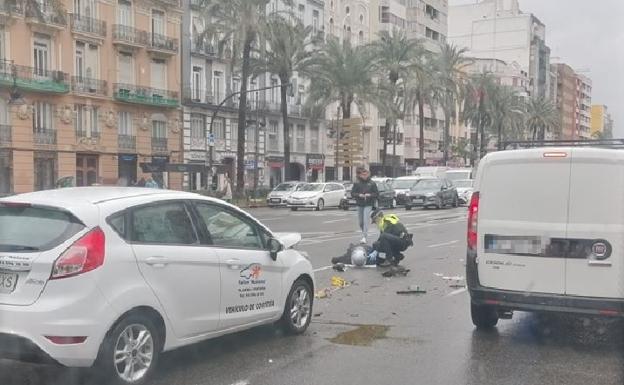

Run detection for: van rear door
[[477, 149, 571, 294], [565, 148, 624, 298]]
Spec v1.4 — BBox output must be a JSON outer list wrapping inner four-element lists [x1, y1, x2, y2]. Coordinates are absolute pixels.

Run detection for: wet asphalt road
[[3, 205, 624, 385]]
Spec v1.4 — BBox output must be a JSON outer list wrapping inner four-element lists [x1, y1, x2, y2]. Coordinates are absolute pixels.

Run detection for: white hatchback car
[[286, 182, 346, 211], [0, 187, 314, 384]]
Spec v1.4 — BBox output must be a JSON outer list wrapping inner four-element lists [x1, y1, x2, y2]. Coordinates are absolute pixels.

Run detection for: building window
[[297, 84, 305, 105], [246, 125, 256, 148], [213, 71, 223, 103], [270, 78, 278, 104], [0, 150, 11, 195], [358, 31, 364, 44], [380, 6, 405, 28], [190, 114, 205, 139], [249, 80, 258, 109], [117, 0, 132, 26], [345, 6, 349, 14], [192, 66, 203, 101], [34, 151, 57, 191], [74, 105, 100, 138], [268, 120, 278, 151], [118, 111, 132, 135], [296, 124, 305, 152], [118, 51, 134, 84], [425, 27, 439, 41], [298, 4, 304, 21], [151, 58, 166, 90], [310, 126, 319, 153], [76, 154, 99, 187], [33, 36, 51, 77], [0, 27, 5, 61], [359, 14, 364, 23], [152, 119, 166, 138], [329, 18, 334, 34], [213, 117, 224, 139], [425, 4, 439, 20], [74, 0, 96, 17], [151, 9, 165, 36], [312, 10, 319, 33], [33, 102, 53, 132]]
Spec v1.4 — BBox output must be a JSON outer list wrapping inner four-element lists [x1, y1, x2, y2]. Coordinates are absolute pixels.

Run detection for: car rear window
[[0, 204, 85, 252]]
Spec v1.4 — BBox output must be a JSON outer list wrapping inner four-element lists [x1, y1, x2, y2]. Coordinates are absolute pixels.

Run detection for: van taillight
[[51, 227, 105, 280], [467, 192, 479, 250]]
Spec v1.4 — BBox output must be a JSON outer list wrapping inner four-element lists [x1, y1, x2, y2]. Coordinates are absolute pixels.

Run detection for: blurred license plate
[[270, 198, 280, 203], [348, 199, 356, 204], [0, 272, 18, 294], [413, 198, 424, 204]]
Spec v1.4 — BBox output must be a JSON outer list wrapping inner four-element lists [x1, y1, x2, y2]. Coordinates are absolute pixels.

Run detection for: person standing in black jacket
[[351, 167, 379, 243]]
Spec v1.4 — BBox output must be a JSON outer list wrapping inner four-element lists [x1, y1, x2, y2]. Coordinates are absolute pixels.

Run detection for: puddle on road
[[329, 325, 390, 347]]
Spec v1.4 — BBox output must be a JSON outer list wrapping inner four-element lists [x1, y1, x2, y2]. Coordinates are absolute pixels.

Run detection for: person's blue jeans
[[357, 206, 373, 240]]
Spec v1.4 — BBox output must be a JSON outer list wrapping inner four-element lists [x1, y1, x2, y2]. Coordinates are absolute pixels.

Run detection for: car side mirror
[[267, 238, 283, 261]]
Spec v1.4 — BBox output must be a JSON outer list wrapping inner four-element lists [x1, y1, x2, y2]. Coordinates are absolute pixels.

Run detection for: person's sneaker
[[396, 253, 405, 262], [360, 237, 367, 244], [377, 258, 391, 267]]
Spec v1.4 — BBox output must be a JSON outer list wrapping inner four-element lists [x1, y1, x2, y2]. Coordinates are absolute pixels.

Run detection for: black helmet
[[370, 209, 383, 223]]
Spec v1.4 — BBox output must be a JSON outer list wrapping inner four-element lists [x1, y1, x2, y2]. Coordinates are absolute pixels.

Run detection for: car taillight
[[467, 192, 479, 250], [51, 227, 105, 280]]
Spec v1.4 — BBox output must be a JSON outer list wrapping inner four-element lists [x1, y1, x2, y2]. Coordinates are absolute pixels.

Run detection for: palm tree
[[463, 72, 497, 159], [487, 84, 524, 149], [368, 29, 423, 172], [306, 37, 378, 119], [406, 54, 437, 167], [435, 43, 471, 164], [525, 97, 559, 140], [250, 15, 316, 181], [200, 0, 272, 193]]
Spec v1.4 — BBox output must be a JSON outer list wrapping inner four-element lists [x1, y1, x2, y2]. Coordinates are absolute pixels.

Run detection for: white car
[[266, 182, 306, 207], [287, 182, 346, 211], [468, 147, 624, 329], [453, 179, 474, 205], [0, 187, 314, 384]]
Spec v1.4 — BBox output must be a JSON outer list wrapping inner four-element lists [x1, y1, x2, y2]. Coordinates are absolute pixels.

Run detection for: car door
[[332, 183, 345, 206], [565, 148, 624, 298], [130, 200, 221, 339], [444, 179, 454, 204], [191, 201, 284, 330]]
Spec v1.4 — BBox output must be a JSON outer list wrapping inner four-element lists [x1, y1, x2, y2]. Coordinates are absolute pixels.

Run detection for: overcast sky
[[449, 0, 624, 134]]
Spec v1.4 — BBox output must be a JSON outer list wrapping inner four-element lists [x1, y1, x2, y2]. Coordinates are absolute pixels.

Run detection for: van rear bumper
[[466, 249, 624, 316]]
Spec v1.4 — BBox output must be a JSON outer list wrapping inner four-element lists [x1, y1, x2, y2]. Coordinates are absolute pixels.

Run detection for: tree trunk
[[381, 120, 390, 174], [391, 122, 398, 177], [497, 123, 503, 150], [280, 75, 290, 181], [236, 34, 253, 194], [418, 91, 425, 167], [443, 108, 450, 164]]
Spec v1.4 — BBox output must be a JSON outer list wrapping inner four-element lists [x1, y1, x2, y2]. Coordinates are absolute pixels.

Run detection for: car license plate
[[270, 198, 280, 203], [413, 198, 424, 204], [0, 272, 18, 294], [349, 199, 356, 204]]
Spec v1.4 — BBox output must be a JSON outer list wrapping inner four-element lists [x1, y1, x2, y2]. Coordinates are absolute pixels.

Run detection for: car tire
[[280, 279, 313, 335], [291, 207, 298, 211], [405, 205, 412, 211], [436, 197, 442, 210], [94, 313, 162, 385], [453, 195, 459, 208], [471, 303, 499, 329], [316, 199, 324, 211]]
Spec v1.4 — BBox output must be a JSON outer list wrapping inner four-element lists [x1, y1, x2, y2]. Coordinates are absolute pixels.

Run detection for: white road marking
[[230, 380, 250, 385], [323, 218, 350, 224], [313, 265, 333, 272], [427, 240, 460, 248], [445, 287, 467, 297]]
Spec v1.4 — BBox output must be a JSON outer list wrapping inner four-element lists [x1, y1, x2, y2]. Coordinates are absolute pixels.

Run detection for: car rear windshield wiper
[[0, 245, 40, 252]]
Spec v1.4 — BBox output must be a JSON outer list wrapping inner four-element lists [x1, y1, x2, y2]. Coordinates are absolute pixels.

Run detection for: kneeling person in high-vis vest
[[370, 209, 413, 266]]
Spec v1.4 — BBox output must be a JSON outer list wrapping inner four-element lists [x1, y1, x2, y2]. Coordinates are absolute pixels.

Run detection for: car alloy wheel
[[280, 279, 313, 334], [114, 324, 154, 383], [316, 198, 324, 211]]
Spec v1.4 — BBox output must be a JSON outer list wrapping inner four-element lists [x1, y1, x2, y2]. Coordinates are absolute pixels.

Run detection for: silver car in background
[[266, 182, 307, 207], [454, 179, 474, 205]]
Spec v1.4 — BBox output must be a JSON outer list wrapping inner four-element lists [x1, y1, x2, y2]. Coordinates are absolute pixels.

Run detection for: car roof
[[0, 187, 195, 205]]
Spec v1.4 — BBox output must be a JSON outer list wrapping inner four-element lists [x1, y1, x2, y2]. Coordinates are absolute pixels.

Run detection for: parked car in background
[[0, 188, 314, 385], [266, 182, 307, 207], [413, 166, 449, 178], [446, 168, 473, 183], [454, 179, 474, 205], [340, 180, 396, 210], [372, 177, 393, 184], [405, 178, 459, 210], [391, 176, 424, 206], [287, 182, 346, 211]]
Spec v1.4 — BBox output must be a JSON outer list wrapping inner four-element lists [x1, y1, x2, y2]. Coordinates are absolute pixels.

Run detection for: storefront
[[118, 154, 138, 186], [306, 154, 324, 182], [266, 156, 284, 188]]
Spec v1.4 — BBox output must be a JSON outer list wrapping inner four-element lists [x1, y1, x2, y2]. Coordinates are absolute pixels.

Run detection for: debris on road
[[381, 265, 410, 277], [315, 288, 331, 299], [332, 263, 347, 272], [314, 312, 323, 317], [315, 276, 353, 299], [396, 285, 427, 295], [331, 275, 349, 288]]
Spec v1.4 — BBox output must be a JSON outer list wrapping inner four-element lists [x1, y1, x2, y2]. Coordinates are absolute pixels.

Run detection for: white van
[[468, 147, 624, 328], [445, 168, 473, 183]]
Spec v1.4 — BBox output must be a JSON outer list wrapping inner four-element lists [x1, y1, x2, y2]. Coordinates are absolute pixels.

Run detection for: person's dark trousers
[[375, 233, 408, 261]]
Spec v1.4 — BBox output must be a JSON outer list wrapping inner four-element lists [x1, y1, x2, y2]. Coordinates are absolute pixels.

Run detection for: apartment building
[[553, 63, 577, 140], [591, 104, 614, 138], [576, 74, 592, 139], [0, 0, 182, 195], [181, 0, 325, 189]]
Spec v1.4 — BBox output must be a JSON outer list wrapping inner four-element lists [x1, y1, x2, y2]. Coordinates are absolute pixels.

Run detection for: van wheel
[[94, 314, 161, 385], [280, 279, 313, 335], [471, 302, 499, 329], [291, 207, 298, 211]]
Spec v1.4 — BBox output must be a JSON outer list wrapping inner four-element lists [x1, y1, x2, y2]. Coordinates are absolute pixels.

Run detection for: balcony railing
[[113, 24, 148, 47], [182, 87, 213, 105], [70, 14, 106, 37], [148, 32, 178, 53], [0, 124, 11, 146], [0, 0, 23, 14], [34, 129, 57, 145], [151, 137, 168, 153], [25, 6, 66, 27], [72, 76, 107, 96], [0, 60, 69, 94], [75, 130, 101, 139], [113, 83, 178, 107], [118, 134, 136, 150], [190, 39, 217, 57]]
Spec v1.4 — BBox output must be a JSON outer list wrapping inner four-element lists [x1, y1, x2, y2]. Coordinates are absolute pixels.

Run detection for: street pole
[[253, 90, 259, 197], [335, 106, 341, 180]]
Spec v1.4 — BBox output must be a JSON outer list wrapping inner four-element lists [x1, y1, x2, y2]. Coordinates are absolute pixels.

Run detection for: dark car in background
[[340, 180, 396, 210], [405, 178, 459, 210]]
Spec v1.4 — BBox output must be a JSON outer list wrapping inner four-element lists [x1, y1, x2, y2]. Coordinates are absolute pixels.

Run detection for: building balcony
[[0, 60, 70, 94], [0, 0, 23, 16], [113, 83, 179, 108], [70, 14, 106, 39], [112, 24, 148, 49], [151, 137, 168, 154], [118, 134, 136, 151], [288, 104, 304, 117], [182, 87, 213, 106], [0, 124, 11, 147], [154, 0, 180, 7], [75, 130, 101, 140], [25, 6, 66, 29], [147, 33, 178, 55], [72, 76, 107, 96], [34, 129, 57, 145], [190, 39, 218, 58]]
